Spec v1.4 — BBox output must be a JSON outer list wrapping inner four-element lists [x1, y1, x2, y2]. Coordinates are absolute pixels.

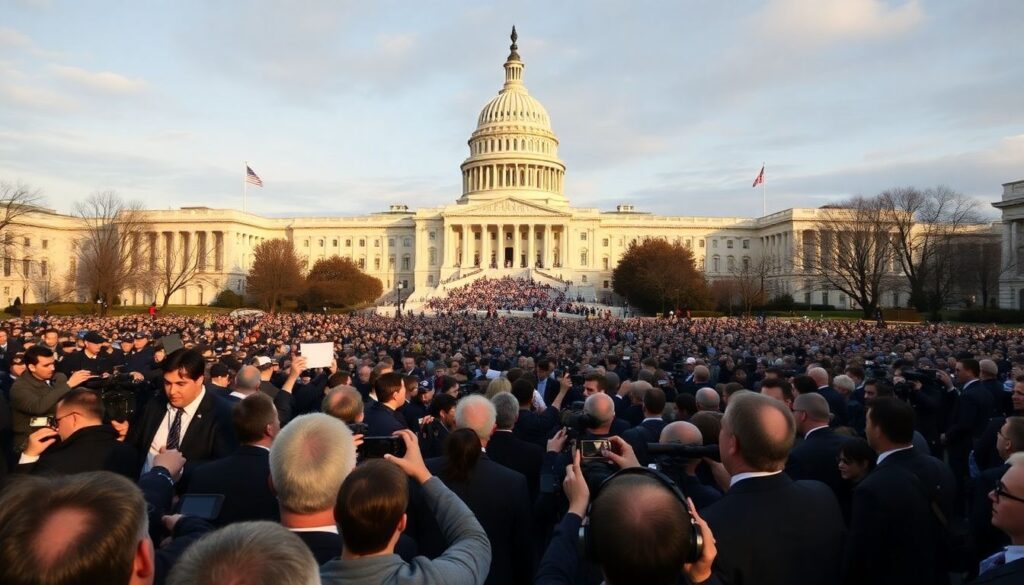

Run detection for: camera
[[580, 439, 611, 460], [358, 436, 407, 459], [29, 416, 56, 429], [347, 422, 369, 436], [646, 443, 721, 461], [560, 401, 599, 439], [81, 372, 142, 422]]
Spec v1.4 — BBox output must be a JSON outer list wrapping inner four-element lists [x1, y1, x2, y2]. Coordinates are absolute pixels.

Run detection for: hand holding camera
[[24, 426, 59, 457], [384, 429, 431, 485]]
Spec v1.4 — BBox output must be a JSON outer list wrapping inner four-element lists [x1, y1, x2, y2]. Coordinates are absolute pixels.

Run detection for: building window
[[402, 256, 410, 270], [742, 240, 749, 249], [40, 260, 47, 276], [712, 240, 718, 248], [743, 257, 750, 270], [429, 248, 437, 266], [374, 239, 381, 247], [582, 275, 588, 283], [428, 275, 435, 285], [822, 292, 830, 305], [804, 292, 811, 305], [727, 240, 734, 249], [374, 258, 381, 270], [42, 240, 48, 249], [358, 239, 365, 247], [602, 238, 609, 247], [402, 279, 409, 288], [603, 257, 609, 270], [358, 258, 365, 269], [22, 259, 30, 275], [404, 237, 412, 247], [23, 237, 30, 247], [345, 239, 352, 247], [603, 280, 610, 289], [3, 258, 9, 277], [303, 240, 309, 247], [388, 238, 394, 247], [473, 232, 481, 241], [580, 232, 587, 241], [727, 256, 735, 271], [699, 239, 705, 248], [331, 239, 338, 247], [699, 258, 705, 271], [388, 256, 395, 269], [429, 231, 436, 241], [893, 292, 899, 306], [318, 239, 324, 247], [712, 257, 720, 272], [580, 250, 588, 265]]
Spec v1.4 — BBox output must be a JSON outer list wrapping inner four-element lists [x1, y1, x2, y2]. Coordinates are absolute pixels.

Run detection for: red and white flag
[[246, 165, 264, 187], [752, 165, 765, 188]]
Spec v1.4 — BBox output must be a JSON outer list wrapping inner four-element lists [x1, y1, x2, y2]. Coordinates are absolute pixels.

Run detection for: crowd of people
[[425, 277, 576, 314], [1, 308, 1024, 584]]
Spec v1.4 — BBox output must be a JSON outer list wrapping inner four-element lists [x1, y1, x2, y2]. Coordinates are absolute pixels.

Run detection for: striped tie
[[166, 408, 183, 450]]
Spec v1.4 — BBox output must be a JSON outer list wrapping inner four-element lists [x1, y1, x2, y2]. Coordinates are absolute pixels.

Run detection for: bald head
[[660, 421, 703, 446], [584, 392, 616, 425], [695, 387, 720, 411], [235, 365, 261, 393], [722, 391, 796, 473], [807, 367, 829, 388]]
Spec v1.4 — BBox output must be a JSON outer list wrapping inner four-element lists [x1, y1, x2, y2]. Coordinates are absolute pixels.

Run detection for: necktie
[[166, 409, 183, 451], [979, 549, 1006, 576]]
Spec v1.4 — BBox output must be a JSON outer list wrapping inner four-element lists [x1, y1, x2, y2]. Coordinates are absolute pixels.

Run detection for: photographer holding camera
[[652, 421, 722, 511], [17, 387, 138, 478], [11, 345, 95, 451]]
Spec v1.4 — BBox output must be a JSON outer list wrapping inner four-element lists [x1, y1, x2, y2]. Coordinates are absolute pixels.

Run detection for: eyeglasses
[[54, 411, 80, 424], [993, 480, 1024, 505]]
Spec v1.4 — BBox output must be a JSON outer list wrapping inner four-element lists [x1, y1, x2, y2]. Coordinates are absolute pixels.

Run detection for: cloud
[[758, 0, 924, 48], [0, 27, 33, 50], [0, 82, 77, 112], [49, 65, 147, 95]]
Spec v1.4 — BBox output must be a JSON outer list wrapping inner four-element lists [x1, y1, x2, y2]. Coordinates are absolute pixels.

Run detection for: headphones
[[578, 466, 703, 564]]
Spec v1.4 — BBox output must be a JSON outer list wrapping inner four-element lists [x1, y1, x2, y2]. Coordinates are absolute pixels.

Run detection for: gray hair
[[722, 391, 795, 472], [270, 413, 356, 514], [584, 392, 616, 425], [167, 521, 320, 585], [793, 392, 831, 422], [492, 393, 519, 430], [832, 375, 855, 395], [455, 395, 497, 442], [235, 365, 262, 393], [695, 387, 721, 411]]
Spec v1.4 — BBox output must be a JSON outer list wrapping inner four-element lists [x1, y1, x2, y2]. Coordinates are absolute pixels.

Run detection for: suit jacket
[[844, 448, 956, 585], [362, 401, 407, 437], [415, 455, 534, 585], [948, 381, 996, 450], [972, 558, 1024, 585], [621, 417, 667, 466], [9, 372, 71, 449], [813, 385, 849, 427], [969, 463, 1010, 576], [295, 530, 342, 565], [784, 426, 849, 495], [703, 473, 845, 585], [127, 389, 237, 477], [185, 444, 279, 526], [981, 378, 1010, 417], [513, 406, 559, 448], [486, 430, 543, 502], [17, 424, 138, 479]]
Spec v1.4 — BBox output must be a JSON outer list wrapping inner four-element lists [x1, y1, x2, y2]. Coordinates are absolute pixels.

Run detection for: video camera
[[646, 443, 721, 461], [560, 400, 600, 439], [81, 372, 142, 422]]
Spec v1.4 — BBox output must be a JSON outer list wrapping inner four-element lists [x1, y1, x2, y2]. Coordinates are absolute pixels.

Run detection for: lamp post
[[395, 282, 404, 318]]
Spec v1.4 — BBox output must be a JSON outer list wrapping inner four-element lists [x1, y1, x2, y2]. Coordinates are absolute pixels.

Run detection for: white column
[[460, 225, 469, 267], [481, 224, 490, 268], [527, 224, 536, 268], [542, 224, 550, 268]]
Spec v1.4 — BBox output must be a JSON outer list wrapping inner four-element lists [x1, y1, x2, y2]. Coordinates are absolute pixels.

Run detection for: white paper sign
[[300, 343, 333, 369]]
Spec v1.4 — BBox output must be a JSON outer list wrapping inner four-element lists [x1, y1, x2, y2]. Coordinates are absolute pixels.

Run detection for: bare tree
[[246, 239, 305, 313], [879, 186, 982, 314], [0, 181, 44, 256], [728, 250, 776, 314], [152, 232, 215, 308], [74, 191, 150, 315], [804, 198, 897, 318]]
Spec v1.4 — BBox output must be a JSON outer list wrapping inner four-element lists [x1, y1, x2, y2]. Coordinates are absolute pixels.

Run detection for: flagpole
[[761, 162, 766, 216], [243, 161, 248, 213]]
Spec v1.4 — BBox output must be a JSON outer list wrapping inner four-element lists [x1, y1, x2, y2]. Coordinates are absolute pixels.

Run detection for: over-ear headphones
[[578, 466, 703, 564]]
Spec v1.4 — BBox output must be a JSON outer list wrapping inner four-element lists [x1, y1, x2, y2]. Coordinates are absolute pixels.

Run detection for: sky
[[1, 0, 1021, 220]]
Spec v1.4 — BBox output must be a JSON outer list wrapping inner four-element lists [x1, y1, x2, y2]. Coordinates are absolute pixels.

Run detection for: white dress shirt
[[145, 388, 206, 472], [729, 470, 782, 488], [876, 445, 914, 465]]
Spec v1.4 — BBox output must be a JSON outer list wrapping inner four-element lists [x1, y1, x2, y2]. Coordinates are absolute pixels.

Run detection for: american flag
[[749, 164, 765, 187], [246, 165, 263, 187]]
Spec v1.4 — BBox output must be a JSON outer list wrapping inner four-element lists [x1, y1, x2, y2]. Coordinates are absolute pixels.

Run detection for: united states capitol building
[[5, 30, 1022, 311]]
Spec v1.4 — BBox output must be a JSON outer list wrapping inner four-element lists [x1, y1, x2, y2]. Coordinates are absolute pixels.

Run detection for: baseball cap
[[83, 331, 106, 344], [252, 356, 273, 368], [685, 357, 697, 365]]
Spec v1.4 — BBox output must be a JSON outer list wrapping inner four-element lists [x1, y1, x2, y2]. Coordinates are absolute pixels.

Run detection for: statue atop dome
[[509, 26, 520, 61]]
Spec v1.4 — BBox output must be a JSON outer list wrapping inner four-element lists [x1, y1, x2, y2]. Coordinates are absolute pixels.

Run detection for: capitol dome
[[458, 27, 568, 208]]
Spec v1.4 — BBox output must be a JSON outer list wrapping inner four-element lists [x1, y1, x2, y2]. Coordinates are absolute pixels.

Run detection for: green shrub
[[212, 289, 244, 308]]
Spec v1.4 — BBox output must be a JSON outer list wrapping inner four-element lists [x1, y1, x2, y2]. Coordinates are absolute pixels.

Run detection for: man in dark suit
[[413, 395, 534, 585], [970, 417, 1024, 578], [946, 359, 996, 503], [703, 391, 845, 585], [980, 359, 1011, 417], [786, 392, 848, 496], [656, 421, 722, 511], [123, 348, 237, 477], [846, 397, 956, 585], [511, 377, 565, 447], [362, 372, 408, 436], [488, 393, 544, 502], [621, 386, 668, 466], [185, 392, 280, 526], [972, 454, 1024, 584], [16, 388, 137, 478], [57, 331, 116, 377], [808, 366, 848, 426], [227, 364, 293, 427]]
